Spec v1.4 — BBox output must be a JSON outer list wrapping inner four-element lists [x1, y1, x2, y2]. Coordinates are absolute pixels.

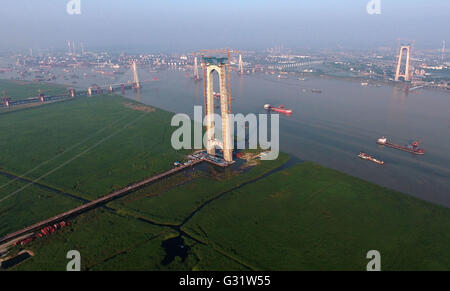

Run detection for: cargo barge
[[264, 104, 292, 115], [358, 152, 385, 165], [376, 137, 425, 155]]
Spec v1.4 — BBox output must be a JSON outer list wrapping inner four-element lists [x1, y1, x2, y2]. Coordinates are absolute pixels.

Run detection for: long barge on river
[[376, 137, 425, 155]]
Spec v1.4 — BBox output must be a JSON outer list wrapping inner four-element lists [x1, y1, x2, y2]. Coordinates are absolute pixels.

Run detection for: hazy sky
[[0, 0, 448, 52]]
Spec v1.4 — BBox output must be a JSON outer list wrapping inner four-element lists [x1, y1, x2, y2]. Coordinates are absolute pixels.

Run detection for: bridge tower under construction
[[202, 54, 233, 162]]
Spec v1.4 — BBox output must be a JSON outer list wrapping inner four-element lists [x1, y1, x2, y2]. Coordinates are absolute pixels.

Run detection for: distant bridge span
[[0, 82, 137, 109]]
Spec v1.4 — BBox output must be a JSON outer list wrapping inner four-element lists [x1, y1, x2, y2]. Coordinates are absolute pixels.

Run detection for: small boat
[[358, 152, 385, 165]]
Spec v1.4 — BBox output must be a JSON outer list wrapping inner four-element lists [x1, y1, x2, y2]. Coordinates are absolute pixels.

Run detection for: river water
[[1, 63, 449, 208], [125, 70, 450, 208]]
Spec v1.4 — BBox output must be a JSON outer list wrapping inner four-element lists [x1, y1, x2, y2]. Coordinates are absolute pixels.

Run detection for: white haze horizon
[[0, 0, 448, 52]]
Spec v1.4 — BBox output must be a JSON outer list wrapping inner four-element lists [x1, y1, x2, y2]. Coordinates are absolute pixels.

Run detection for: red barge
[[376, 137, 425, 155], [264, 104, 292, 115]]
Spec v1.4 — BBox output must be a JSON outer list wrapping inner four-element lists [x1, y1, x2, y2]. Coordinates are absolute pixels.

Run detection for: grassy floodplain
[[109, 153, 290, 225], [9, 156, 450, 271], [10, 209, 178, 271], [0, 79, 67, 101], [0, 94, 189, 201], [183, 162, 450, 271], [86, 153, 291, 270], [0, 175, 82, 238], [7, 153, 291, 270]]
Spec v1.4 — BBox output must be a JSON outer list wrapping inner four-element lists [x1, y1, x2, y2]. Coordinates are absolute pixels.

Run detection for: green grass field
[[6, 155, 291, 271], [109, 153, 290, 225], [183, 162, 450, 271], [0, 79, 67, 101], [0, 175, 82, 238], [11, 209, 174, 271], [9, 158, 450, 271], [0, 94, 189, 200]]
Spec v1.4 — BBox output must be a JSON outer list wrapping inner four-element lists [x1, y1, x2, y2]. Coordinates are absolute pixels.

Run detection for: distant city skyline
[[0, 0, 448, 52]]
